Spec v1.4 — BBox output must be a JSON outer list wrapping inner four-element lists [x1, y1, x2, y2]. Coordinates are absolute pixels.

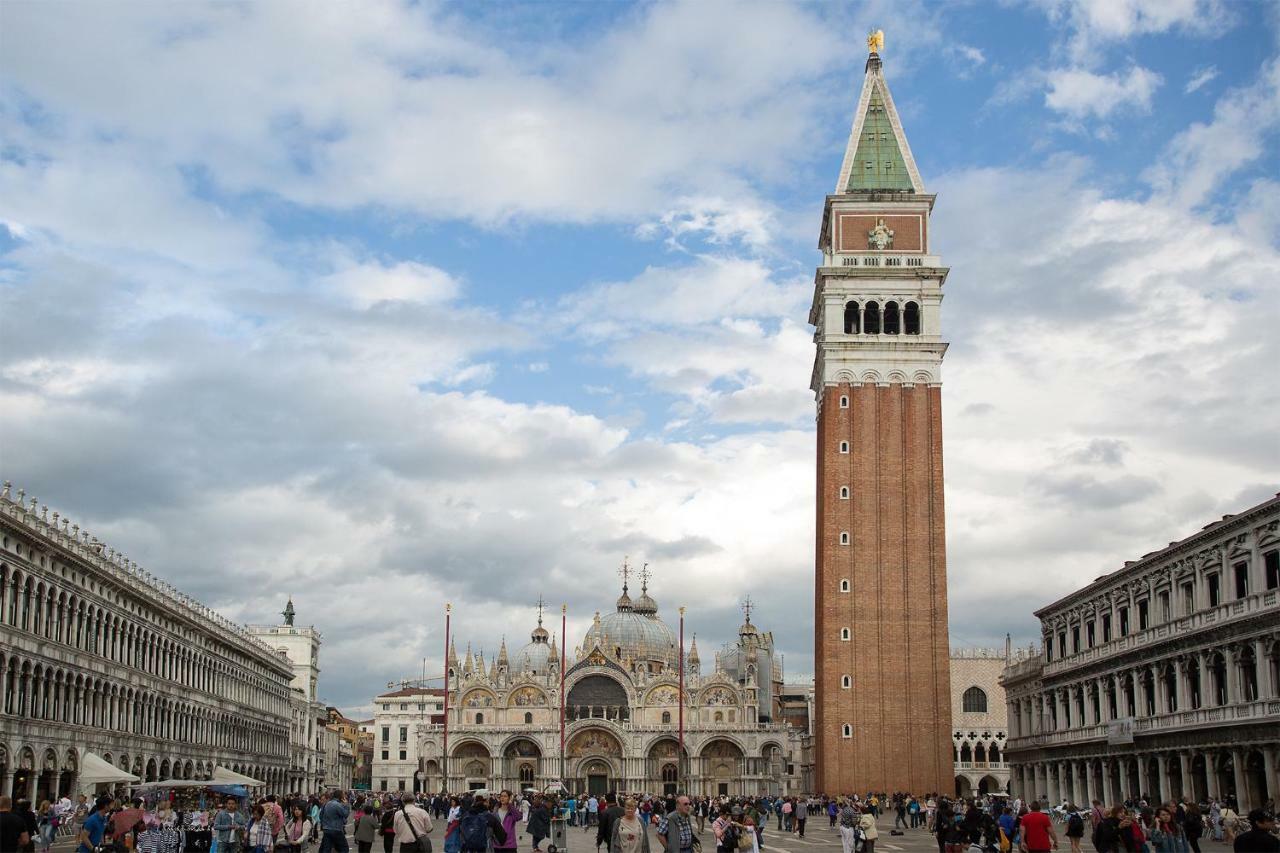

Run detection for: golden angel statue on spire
[[867, 29, 884, 54]]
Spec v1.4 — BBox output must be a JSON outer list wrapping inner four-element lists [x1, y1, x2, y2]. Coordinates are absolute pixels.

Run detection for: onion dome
[[515, 610, 554, 673]]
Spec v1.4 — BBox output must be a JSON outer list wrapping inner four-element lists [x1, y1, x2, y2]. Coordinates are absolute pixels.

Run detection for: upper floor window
[[883, 301, 901, 335], [904, 301, 921, 335], [1266, 550, 1279, 590], [1207, 573, 1221, 608], [1102, 614, 1112, 643], [864, 302, 881, 335], [962, 686, 988, 713], [1085, 621, 1095, 648], [1234, 562, 1249, 598], [381, 726, 389, 743], [844, 302, 860, 334], [1182, 582, 1195, 614], [1119, 607, 1129, 637], [1138, 600, 1149, 631], [1071, 626, 1080, 654], [1158, 590, 1170, 622]]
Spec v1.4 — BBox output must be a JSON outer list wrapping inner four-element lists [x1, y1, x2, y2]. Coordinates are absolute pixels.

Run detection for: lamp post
[[678, 606, 685, 786], [442, 603, 451, 793], [559, 604, 567, 786]]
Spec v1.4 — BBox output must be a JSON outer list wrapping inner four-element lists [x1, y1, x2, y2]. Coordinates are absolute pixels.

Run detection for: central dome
[[583, 578, 677, 666]]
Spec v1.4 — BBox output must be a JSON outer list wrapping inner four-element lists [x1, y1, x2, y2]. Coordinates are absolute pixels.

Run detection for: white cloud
[[636, 196, 775, 250], [0, 0, 845, 226], [1146, 59, 1280, 209], [1185, 64, 1219, 93], [328, 260, 461, 309], [1044, 65, 1163, 118], [1036, 0, 1230, 60]]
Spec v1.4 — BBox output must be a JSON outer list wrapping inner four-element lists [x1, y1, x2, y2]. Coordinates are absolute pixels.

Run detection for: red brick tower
[[811, 42, 953, 795]]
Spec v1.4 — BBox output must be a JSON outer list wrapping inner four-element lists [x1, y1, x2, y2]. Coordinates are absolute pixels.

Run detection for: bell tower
[[811, 35, 953, 795]]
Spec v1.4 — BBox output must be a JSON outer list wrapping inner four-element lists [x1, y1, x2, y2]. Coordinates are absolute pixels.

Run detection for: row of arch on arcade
[[0, 743, 287, 803], [2, 653, 287, 758], [843, 300, 921, 335], [0, 562, 286, 712], [437, 729, 785, 796], [1022, 750, 1273, 810], [955, 774, 1005, 798]]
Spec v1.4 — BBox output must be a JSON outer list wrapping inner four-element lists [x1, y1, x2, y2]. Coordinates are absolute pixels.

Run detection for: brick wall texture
[[814, 382, 953, 795]]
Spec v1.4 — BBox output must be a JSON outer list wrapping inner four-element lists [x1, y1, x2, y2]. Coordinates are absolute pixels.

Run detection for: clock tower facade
[[811, 47, 953, 795]]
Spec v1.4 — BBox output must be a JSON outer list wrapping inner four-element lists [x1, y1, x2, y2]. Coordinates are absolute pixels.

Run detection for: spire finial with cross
[[639, 562, 651, 592], [742, 595, 754, 624], [535, 594, 546, 627], [618, 556, 631, 593]]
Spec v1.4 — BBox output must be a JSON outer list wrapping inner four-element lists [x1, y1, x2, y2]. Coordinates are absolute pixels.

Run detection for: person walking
[[857, 810, 877, 853], [1018, 801, 1056, 853], [1063, 804, 1085, 853], [611, 799, 651, 853], [492, 791, 521, 853], [214, 797, 249, 853], [283, 804, 313, 853], [248, 803, 276, 853], [318, 791, 351, 853], [837, 802, 859, 853], [392, 797, 433, 853], [597, 793, 625, 853], [459, 796, 506, 853], [1232, 810, 1279, 852], [793, 798, 807, 838], [354, 804, 379, 853], [655, 797, 698, 853], [1182, 803, 1204, 853], [528, 797, 551, 851]]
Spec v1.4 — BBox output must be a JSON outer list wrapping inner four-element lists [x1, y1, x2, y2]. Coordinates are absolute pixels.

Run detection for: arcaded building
[[1002, 493, 1280, 811], [0, 483, 294, 800], [811, 37, 953, 794]]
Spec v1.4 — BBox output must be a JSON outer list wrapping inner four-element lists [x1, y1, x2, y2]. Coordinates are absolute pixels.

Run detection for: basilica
[[419, 570, 808, 796]]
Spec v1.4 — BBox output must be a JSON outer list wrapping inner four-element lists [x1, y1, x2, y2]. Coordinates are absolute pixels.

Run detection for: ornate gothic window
[[962, 686, 987, 713]]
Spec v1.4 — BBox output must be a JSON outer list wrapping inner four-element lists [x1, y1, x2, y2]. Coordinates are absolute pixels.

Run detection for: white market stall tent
[[77, 752, 140, 792], [210, 766, 265, 787]]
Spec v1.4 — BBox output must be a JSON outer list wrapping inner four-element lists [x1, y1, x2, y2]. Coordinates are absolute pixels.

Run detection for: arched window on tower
[[524, 712, 533, 725], [904, 301, 920, 335], [863, 302, 881, 334], [475, 712, 484, 724], [883, 301, 900, 335], [844, 302, 860, 334], [959, 742, 972, 763], [661, 711, 671, 725], [962, 686, 988, 713]]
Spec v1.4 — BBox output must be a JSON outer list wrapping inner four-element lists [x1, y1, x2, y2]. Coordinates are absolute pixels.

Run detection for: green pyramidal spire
[[836, 51, 924, 194]]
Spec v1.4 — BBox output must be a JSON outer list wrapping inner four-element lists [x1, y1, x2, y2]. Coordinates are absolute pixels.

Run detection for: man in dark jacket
[[528, 798, 552, 850], [460, 796, 507, 853], [596, 794, 624, 852], [1233, 810, 1279, 852]]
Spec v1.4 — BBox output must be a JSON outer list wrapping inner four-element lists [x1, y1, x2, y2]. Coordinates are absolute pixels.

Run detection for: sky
[[1, 0, 1278, 716]]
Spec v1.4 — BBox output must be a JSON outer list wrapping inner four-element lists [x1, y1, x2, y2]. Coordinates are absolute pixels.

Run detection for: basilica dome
[[583, 580, 677, 667], [514, 619, 555, 674]]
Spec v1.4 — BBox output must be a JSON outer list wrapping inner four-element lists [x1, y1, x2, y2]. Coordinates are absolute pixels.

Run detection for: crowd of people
[[1, 785, 1275, 853]]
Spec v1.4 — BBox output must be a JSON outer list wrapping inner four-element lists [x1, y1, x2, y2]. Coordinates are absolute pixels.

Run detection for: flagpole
[[560, 604, 567, 786], [442, 603, 451, 793], [678, 606, 685, 786]]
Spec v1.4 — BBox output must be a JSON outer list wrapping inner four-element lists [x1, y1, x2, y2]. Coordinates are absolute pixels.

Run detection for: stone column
[[1255, 637, 1271, 699], [1232, 749, 1249, 810], [1156, 754, 1169, 804], [1226, 648, 1241, 704], [1263, 748, 1279, 811], [1178, 751, 1192, 801]]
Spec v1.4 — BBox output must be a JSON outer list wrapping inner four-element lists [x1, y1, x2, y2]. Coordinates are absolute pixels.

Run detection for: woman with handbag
[[282, 804, 312, 853]]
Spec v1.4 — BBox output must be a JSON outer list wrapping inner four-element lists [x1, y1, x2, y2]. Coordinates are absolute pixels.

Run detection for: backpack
[[460, 812, 490, 851], [720, 823, 739, 851], [1067, 813, 1084, 838]]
